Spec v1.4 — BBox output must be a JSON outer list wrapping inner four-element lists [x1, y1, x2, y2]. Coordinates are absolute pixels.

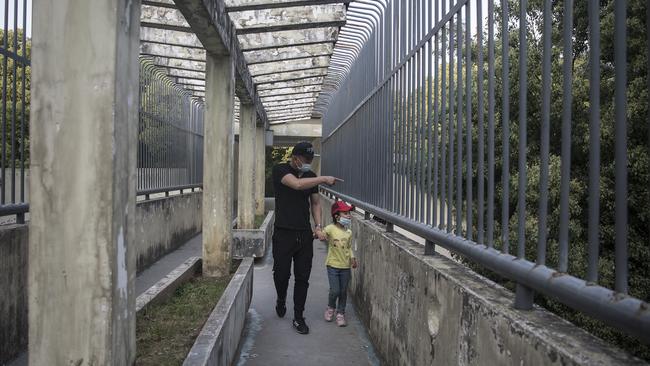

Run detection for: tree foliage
[[0, 29, 30, 169]]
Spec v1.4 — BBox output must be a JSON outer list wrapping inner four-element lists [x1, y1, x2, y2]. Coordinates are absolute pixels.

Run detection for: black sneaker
[[275, 301, 286, 318], [292, 318, 310, 334]]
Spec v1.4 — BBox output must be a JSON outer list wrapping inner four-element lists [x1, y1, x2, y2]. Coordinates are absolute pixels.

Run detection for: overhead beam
[[258, 82, 323, 91], [226, 0, 353, 12], [251, 66, 328, 78], [143, 0, 176, 9], [174, 0, 268, 125], [140, 38, 205, 50], [242, 39, 335, 52], [256, 74, 325, 85], [247, 53, 332, 66], [236, 21, 346, 35], [140, 21, 193, 33], [237, 27, 338, 50], [257, 77, 324, 90]]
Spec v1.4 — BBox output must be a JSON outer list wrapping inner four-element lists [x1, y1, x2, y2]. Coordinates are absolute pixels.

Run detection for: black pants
[[272, 228, 314, 319]]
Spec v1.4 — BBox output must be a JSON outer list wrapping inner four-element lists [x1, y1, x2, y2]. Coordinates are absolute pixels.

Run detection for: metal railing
[[321, 0, 649, 343], [138, 58, 204, 198], [0, 0, 30, 222]]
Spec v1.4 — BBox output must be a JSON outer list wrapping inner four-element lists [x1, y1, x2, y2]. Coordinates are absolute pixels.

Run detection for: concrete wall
[[0, 192, 203, 363], [184, 258, 254, 366], [135, 192, 202, 272], [0, 224, 28, 364], [320, 195, 644, 366]]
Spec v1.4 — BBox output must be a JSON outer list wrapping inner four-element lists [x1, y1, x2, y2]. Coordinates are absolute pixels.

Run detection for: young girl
[[321, 201, 358, 327]]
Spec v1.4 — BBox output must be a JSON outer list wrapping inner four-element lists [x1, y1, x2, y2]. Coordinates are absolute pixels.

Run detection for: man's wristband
[[314, 224, 322, 230]]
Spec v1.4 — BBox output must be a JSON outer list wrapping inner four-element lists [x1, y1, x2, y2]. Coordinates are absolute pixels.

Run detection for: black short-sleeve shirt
[[272, 162, 318, 230]]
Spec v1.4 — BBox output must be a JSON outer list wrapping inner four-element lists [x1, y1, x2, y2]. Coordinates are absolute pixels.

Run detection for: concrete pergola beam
[[257, 77, 324, 90], [248, 55, 330, 75], [173, 0, 268, 126], [243, 43, 333, 64], [254, 69, 328, 84], [225, 0, 353, 12], [229, 4, 346, 35], [140, 27, 204, 49], [258, 85, 321, 96], [238, 27, 338, 50]]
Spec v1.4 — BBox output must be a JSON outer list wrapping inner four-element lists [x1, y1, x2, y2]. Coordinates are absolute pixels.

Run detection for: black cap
[[292, 141, 315, 158]]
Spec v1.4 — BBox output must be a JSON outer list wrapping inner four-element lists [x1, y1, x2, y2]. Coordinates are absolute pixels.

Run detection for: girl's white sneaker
[[336, 313, 347, 327], [324, 307, 335, 322]]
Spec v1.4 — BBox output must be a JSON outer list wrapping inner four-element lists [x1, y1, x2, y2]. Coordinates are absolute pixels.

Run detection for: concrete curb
[[135, 256, 202, 313], [232, 210, 274, 258], [184, 258, 254, 366]]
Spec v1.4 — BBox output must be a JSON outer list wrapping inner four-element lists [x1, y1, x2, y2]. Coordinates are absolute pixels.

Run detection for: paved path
[[236, 239, 380, 366], [8, 231, 380, 366]]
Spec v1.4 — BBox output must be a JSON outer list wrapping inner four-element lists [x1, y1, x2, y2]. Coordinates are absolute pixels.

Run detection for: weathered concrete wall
[[232, 210, 274, 259], [184, 258, 254, 366], [0, 192, 203, 363], [320, 195, 645, 366], [0, 224, 28, 364], [135, 192, 202, 272]]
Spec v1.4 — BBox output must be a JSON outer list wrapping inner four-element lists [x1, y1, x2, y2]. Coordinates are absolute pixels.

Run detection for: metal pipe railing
[[321, 0, 649, 344]]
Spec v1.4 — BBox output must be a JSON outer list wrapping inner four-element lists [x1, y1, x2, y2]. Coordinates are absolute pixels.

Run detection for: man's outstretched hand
[[320, 176, 341, 186]]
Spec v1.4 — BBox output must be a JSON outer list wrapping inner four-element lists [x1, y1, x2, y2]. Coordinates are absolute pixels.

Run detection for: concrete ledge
[[136, 257, 202, 313], [319, 195, 645, 366], [232, 210, 274, 259], [184, 258, 254, 366]]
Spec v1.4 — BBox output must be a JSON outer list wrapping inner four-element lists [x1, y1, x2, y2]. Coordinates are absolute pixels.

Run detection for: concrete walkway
[[236, 239, 380, 366], [8, 232, 380, 366]]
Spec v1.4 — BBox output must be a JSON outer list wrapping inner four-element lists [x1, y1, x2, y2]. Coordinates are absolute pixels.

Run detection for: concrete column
[[237, 103, 256, 229], [254, 125, 266, 216], [203, 53, 235, 277], [29, 1, 140, 364]]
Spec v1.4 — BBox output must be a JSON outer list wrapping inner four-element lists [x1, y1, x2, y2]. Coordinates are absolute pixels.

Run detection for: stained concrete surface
[[8, 229, 380, 366], [236, 239, 380, 366]]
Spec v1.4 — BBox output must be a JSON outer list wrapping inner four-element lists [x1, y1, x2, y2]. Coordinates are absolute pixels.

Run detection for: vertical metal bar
[[465, 1, 472, 240], [448, 10, 455, 233], [398, 65, 408, 216], [538, 0, 552, 266], [559, 0, 573, 273], [517, 0, 528, 260], [456, 8, 463, 236], [420, 1, 427, 223], [440, 0, 447, 230], [476, 0, 484, 245], [409, 0, 415, 220], [486, 0, 495, 249], [427, 0, 433, 227], [614, 0, 628, 294], [585, 0, 601, 283], [432, 0, 439, 228], [1, 0, 8, 205], [10, 0, 17, 203], [19, 0, 26, 203], [501, 0, 510, 254]]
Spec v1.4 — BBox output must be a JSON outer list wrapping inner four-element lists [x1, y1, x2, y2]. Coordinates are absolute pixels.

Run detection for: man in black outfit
[[272, 141, 337, 334]]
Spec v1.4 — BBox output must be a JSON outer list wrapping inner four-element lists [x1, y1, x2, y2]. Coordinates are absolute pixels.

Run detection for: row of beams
[[174, 0, 268, 125]]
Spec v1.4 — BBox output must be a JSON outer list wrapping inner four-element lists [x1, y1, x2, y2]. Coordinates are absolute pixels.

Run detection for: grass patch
[[254, 214, 267, 229], [136, 275, 230, 366]]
